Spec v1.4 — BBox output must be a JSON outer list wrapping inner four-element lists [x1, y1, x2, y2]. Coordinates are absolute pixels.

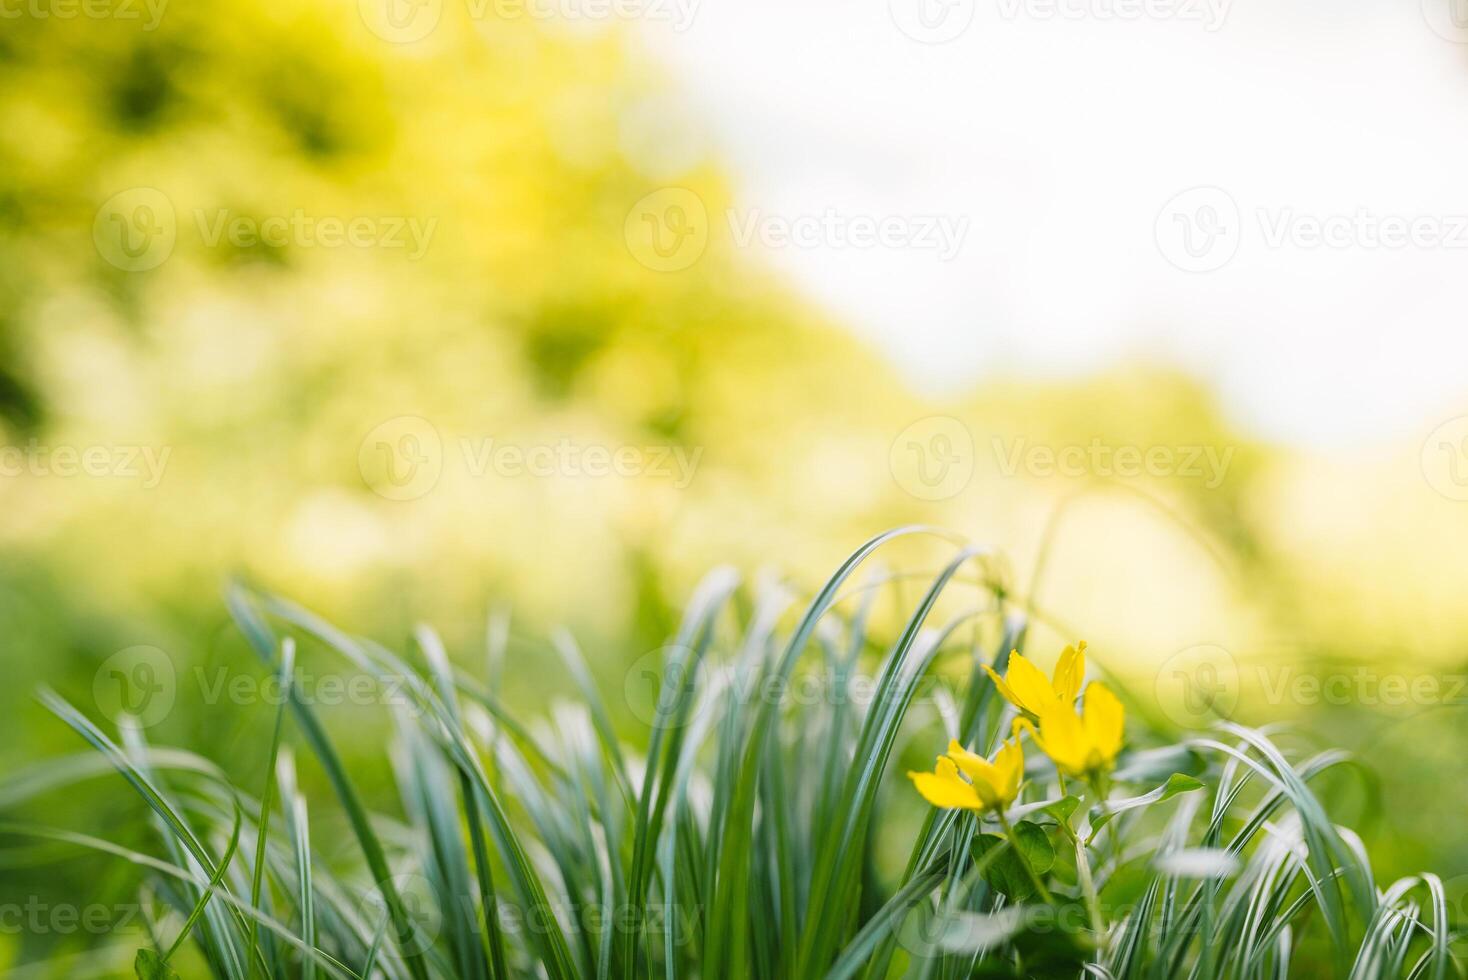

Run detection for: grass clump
[[3, 527, 1460, 978]]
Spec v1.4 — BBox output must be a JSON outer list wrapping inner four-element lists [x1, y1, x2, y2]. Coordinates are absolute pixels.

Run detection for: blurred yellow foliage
[[0, 0, 1466, 774]]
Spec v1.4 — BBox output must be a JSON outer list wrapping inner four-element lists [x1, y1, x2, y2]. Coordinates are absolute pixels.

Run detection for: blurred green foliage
[[2, 0, 1468, 972]]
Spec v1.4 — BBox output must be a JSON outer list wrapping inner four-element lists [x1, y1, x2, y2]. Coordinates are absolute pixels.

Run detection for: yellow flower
[[982, 642, 1087, 716], [908, 738, 1024, 812], [1014, 681, 1125, 779]]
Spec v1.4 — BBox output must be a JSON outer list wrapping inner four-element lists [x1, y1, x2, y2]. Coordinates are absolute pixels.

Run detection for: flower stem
[[1073, 834, 1105, 940], [1053, 795, 1104, 942], [1076, 774, 1111, 946], [1084, 774, 1112, 848]]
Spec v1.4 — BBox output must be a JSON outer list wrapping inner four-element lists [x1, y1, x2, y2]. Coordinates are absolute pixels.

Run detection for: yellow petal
[[1053, 641, 1086, 705], [908, 757, 983, 810], [982, 663, 1024, 712], [946, 738, 1000, 786], [1004, 651, 1060, 715], [969, 775, 1000, 807], [1082, 681, 1125, 764], [1036, 706, 1091, 777], [1010, 717, 1051, 769], [948, 739, 1016, 807], [993, 738, 1024, 804]]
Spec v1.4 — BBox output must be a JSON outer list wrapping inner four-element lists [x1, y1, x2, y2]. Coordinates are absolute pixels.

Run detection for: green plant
[[3, 528, 1460, 978]]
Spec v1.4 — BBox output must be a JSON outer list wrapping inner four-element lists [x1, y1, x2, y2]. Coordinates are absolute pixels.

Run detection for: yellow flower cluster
[[910, 642, 1125, 812], [908, 738, 1025, 813]]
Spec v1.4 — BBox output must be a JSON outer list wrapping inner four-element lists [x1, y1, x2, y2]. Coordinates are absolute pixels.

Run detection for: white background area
[[632, 0, 1468, 446]]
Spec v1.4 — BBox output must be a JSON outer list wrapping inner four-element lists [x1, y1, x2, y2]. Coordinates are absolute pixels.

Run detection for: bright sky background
[[633, 0, 1468, 447]]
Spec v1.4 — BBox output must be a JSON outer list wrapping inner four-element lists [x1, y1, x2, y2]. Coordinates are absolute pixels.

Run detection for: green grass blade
[[247, 638, 295, 980]]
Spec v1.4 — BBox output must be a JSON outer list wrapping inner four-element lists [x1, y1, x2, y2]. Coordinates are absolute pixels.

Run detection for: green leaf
[[1008, 794, 1081, 823], [1160, 772, 1204, 796], [1043, 796, 1082, 822], [1014, 822, 1057, 875], [1045, 826, 1079, 888], [134, 949, 180, 980], [971, 823, 1055, 902], [1090, 773, 1204, 837]]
